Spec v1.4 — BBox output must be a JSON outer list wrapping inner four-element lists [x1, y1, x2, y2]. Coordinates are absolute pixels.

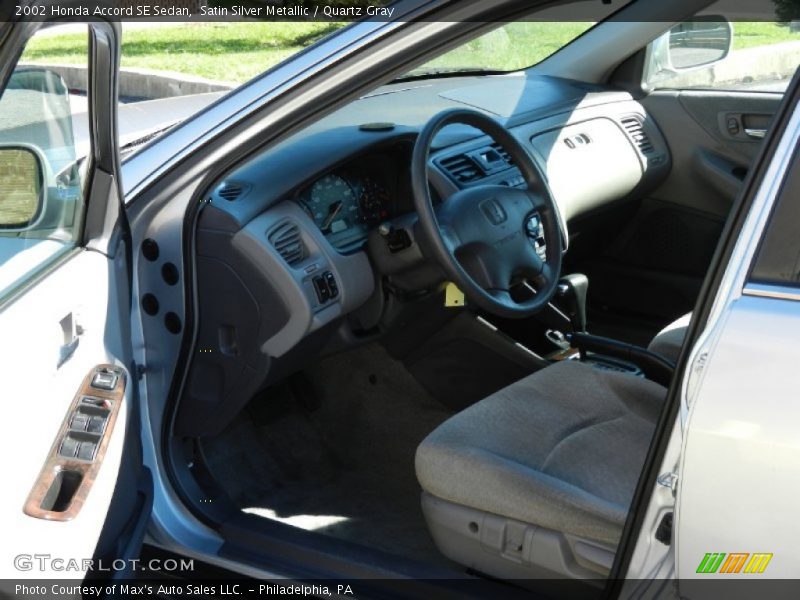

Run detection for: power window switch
[[87, 415, 106, 434], [59, 437, 79, 459], [77, 441, 97, 461], [91, 370, 118, 391], [70, 413, 89, 431]]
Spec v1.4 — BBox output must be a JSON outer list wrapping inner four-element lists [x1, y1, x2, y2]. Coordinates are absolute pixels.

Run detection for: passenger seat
[[647, 313, 691, 363]]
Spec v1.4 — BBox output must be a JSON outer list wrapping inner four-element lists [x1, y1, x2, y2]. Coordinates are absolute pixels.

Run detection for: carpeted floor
[[201, 344, 458, 568]]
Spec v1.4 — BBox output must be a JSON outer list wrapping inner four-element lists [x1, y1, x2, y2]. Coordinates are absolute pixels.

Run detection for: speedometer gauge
[[305, 174, 359, 234]]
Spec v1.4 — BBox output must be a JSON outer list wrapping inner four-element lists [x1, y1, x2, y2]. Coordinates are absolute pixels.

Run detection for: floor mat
[[202, 344, 457, 568]]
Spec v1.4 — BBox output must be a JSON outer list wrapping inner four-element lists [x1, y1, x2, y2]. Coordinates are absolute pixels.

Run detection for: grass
[[23, 22, 344, 83], [733, 21, 800, 49], [19, 22, 595, 84], [4, 19, 800, 226], [408, 22, 595, 74], [21, 20, 800, 85]]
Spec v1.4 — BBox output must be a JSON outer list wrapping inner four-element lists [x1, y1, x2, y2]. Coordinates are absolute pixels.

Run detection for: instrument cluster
[[297, 144, 412, 250]]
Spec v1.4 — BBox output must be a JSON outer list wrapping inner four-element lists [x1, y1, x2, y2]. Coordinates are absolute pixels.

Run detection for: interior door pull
[[57, 312, 82, 368], [745, 128, 767, 139]]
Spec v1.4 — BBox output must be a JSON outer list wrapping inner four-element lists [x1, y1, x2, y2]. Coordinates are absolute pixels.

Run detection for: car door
[[588, 14, 792, 337], [674, 71, 800, 584], [0, 17, 151, 586], [615, 67, 800, 593]]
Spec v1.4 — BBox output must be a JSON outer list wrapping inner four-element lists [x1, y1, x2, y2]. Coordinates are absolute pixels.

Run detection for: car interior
[[148, 6, 785, 591]]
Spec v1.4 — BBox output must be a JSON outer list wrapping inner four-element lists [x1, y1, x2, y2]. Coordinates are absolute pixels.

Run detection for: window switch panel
[[24, 364, 126, 522]]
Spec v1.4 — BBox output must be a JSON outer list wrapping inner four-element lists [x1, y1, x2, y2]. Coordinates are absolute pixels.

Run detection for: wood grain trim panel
[[23, 364, 126, 521]]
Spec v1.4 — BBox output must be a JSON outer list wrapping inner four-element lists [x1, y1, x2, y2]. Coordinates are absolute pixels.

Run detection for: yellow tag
[[445, 282, 465, 308]]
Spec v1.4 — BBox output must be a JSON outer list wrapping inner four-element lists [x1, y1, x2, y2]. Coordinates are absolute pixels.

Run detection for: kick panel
[[23, 365, 126, 521]]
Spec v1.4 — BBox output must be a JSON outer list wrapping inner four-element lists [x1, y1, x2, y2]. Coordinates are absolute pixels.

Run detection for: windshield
[[403, 22, 596, 78], [22, 22, 344, 154]]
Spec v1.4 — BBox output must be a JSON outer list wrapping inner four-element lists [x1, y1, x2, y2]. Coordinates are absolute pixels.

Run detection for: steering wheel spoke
[[488, 288, 516, 309], [523, 186, 550, 211], [516, 239, 546, 278], [438, 224, 462, 254], [538, 262, 556, 287]]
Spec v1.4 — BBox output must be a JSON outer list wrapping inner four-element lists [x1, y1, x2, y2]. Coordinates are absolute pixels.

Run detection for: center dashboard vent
[[490, 142, 512, 164], [268, 221, 305, 266], [621, 117, 654, 154], [439, 143, 514, 184], [438, 153, 482, 184]]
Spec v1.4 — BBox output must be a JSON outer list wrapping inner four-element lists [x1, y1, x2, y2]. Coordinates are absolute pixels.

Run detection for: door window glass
[[645, 21, 800, 93], [0, 25, 89, 300]]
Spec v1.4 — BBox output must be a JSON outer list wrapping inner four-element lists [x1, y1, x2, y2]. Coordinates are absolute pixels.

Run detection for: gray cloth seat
[[415, 360, 667, 549], [647, 312, 691, 363]]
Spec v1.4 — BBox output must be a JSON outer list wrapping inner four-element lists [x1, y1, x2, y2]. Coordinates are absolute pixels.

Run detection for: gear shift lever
[[557, 273, 589, 333]]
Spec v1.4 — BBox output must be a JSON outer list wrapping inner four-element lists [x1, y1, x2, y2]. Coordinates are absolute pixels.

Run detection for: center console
[[487, 273, 671, 384]]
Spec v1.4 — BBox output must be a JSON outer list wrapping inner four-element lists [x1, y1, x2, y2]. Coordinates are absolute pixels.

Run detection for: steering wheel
[[411, 108, 563, 319]]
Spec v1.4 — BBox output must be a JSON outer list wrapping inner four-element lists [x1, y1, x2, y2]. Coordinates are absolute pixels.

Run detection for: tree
[[774, 0, 800, 22]]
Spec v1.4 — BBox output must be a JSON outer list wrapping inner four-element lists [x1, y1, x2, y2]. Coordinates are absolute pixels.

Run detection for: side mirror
[[649, 17, 733, 78], [0, 145, 47, 231], [667, 17, 733, 70]]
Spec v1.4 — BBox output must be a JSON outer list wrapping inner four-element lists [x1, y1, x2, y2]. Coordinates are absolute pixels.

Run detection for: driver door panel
[[0, 250, 138, 576], [0, 19, 149, 583]]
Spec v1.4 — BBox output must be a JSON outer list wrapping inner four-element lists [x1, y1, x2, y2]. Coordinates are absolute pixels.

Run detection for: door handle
[[58, 338, 80, 368], [57, 312, 82, 367], [744, 128, 767, 139]]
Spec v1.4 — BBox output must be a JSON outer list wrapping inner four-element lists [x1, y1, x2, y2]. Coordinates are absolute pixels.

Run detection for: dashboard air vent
[[621, 117, 654, 154], [490, 142, 513, 164], [268, 221, 304, 266], [439, 153, 482, 183], [218, 182, 246, 202]]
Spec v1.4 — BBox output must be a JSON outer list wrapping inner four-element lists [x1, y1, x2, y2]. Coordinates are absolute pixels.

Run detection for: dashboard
[[199, 71, 671, 378], [186, 72, 673, 436]]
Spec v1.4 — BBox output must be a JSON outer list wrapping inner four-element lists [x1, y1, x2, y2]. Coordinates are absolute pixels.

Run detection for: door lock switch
[[81, 397, 110, 409], [91, 369, 118, 391]]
